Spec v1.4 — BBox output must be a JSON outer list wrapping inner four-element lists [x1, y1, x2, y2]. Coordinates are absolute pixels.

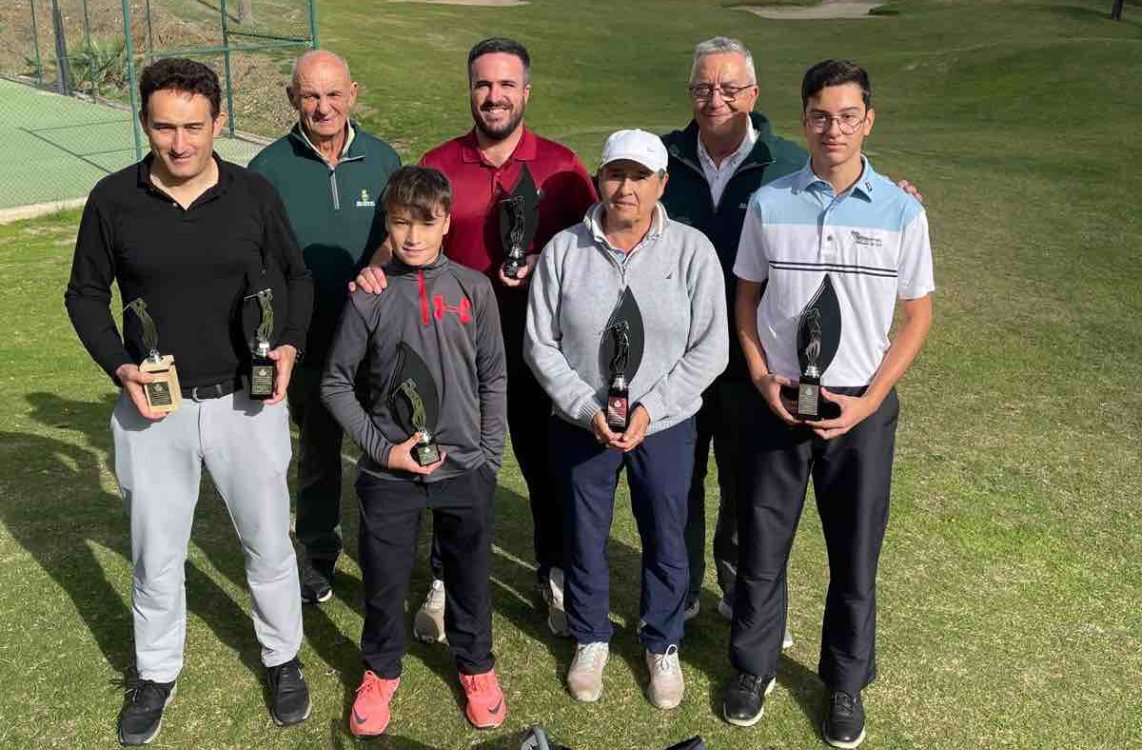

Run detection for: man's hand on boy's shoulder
[[386, 434, 446, 475], [350, 265, 388, 295]]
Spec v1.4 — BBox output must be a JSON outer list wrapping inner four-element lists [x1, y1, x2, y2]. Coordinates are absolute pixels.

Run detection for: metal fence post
[[50, 0, 73, 96], [81, 0, 96, 96], [30, 0, 44, 86], [121, 0, 144, 162], [220, 0, 237, 137], [309, 0, 320, 49]]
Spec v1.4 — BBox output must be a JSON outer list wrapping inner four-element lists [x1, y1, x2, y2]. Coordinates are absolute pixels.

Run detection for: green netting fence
[[0, 0, 316, 215]]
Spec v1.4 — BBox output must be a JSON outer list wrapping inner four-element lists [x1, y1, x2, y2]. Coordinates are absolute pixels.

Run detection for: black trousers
[[288, 363, 345, 562], [730, 387, 899, 694], [685, 378, 753, 602], [358, 466, 497, 678], [430, 306, 562, 585]]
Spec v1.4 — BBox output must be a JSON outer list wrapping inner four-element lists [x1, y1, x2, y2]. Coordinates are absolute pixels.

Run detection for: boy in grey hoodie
[[321, 167, 508, 736], [525, 130, 728, 710]]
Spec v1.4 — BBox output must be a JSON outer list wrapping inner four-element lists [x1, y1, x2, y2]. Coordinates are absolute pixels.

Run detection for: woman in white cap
[[524, 129, 728, 710]]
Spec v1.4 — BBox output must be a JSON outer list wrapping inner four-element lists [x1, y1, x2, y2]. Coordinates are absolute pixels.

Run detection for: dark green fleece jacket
[[249, 123, 401, 363], [660, 112, 804, 380]]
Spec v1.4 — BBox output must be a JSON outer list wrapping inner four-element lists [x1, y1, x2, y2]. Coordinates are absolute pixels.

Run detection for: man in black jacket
[[64, 58, 313, 745]]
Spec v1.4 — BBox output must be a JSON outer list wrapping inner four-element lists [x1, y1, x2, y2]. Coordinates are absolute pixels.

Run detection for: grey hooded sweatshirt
[[321, 253, 506, 482], [525, 203, 728, 434]]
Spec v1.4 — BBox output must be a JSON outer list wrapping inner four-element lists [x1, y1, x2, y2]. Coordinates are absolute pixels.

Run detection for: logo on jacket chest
[[421, 293, 473, 325], [355, 188, 375, 208]]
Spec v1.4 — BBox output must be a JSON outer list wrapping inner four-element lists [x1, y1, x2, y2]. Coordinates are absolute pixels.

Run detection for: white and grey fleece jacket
[[525, 203, 728, 435]]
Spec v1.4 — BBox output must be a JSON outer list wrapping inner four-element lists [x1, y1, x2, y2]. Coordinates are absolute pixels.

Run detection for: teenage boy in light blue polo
[[726, 60, 934, 748]]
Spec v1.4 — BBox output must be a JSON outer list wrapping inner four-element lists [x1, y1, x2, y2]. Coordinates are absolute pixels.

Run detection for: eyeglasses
[[688, 83, 755, 102], [804, 111, 867, 135]]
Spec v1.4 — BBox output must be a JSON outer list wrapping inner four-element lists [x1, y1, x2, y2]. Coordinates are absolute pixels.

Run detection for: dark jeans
[[430, 307, 562, 585], [685, 378, 753, 603], [288, 363, 344, 563], [730, 387, 899, 694], [357, 466, 497, 678], [551, 416, 696, 653]]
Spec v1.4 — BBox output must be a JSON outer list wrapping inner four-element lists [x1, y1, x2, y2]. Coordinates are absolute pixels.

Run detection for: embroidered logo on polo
[[355, 188, 375, 208], [851, 230, 883, 248], [433, 295, 472, 323]]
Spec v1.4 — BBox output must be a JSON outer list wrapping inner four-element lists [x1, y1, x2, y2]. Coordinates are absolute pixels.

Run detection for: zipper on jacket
[[329, 169, 340, 210], [417, 270, 430, 325]]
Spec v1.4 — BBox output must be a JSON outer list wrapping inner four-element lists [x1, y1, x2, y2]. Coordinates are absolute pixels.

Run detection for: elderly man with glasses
[[659, 37, 804, 635]]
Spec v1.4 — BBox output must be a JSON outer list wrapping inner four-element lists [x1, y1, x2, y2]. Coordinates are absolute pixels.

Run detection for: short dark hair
[[382, 166, 453, 221], [467, 37, 531, 83], [801, 59, 871, 110], [139, 57, 222, 119]]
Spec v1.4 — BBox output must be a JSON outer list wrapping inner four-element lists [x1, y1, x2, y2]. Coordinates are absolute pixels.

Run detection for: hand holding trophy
[[125, 298, 181, 414], [498, 165, 539, 282]]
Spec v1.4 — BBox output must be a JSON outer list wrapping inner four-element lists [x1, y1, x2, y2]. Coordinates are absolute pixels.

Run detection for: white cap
[[599, 129, 668, 173]]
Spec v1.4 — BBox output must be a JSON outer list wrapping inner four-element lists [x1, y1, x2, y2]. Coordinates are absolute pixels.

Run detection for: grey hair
[[689, 37, 757, 84], [289, 49, 352, 90]]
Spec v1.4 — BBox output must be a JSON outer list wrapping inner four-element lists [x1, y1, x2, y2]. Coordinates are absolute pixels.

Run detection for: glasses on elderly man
[[688, 83, 755, 102], [804, 110, 868, 135]]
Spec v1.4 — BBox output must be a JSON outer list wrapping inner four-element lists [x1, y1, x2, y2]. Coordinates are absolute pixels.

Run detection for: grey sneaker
[[412, 579, 447, 644], [566, 641, 608, 702], [645, 645, 684, 710], [543, 567, 570, 637]]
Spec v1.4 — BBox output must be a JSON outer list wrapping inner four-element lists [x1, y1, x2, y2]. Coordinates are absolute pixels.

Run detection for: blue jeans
[[551, 416, 696, 654]]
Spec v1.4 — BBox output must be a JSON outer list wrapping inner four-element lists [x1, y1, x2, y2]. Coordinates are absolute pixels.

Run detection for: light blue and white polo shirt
[[733, 157, 934, 387]]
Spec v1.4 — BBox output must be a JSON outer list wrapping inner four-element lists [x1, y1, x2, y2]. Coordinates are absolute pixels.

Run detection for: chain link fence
[[0, 0, 316, 217]]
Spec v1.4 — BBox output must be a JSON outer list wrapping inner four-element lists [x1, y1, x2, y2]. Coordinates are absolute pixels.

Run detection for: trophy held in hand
[[125, 297, 181, 414]]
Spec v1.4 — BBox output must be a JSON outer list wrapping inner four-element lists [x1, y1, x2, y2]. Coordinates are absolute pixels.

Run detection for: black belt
[[181, 379, 244, 401]]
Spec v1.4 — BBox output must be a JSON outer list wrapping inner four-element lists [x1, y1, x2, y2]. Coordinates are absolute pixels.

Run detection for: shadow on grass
[[10, 392, 278, 682]]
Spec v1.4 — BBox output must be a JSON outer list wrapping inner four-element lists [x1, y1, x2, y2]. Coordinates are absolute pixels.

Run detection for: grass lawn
[[1, 0, 1140, 747]]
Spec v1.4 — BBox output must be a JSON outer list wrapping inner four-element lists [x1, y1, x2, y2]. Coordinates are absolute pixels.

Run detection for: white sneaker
[[645, 645, 684, 710], [566, 642, 608, 702], [717, 598, 794, 649], [412, 579, 447, 644], [543, 568, 570, 637]]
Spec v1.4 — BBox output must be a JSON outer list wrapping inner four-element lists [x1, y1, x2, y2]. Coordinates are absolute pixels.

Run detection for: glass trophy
[[606, 320, 631, 431], [498, 165, 539, 280], [125, 298, 181, 414], [247, 289, 275, 400], [397, 379, 441, 465], [388, 342, 443, 467]]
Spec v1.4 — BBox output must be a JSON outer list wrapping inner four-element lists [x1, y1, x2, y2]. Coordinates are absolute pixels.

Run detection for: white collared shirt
[[298, 122, 356, 166], [698, 126, 758, 208]]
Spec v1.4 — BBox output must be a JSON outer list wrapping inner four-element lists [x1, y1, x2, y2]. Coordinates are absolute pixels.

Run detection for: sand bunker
[[739, 1, 885, 20], [390, 0, 528, 6]]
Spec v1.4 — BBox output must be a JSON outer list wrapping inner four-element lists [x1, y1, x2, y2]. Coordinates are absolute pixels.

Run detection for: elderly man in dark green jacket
[[249, 49, 401, 604], [660, 37, 803, 631]]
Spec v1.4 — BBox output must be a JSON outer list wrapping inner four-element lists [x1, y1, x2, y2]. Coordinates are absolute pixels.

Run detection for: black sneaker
[[300, 558, 334, 605], [822, 690, 866, 748], [722, 672, 775, 727], [117, 678, 175, 746], [267, 658, 311, 726]]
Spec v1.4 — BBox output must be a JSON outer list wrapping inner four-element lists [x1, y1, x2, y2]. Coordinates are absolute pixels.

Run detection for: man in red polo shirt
[[357, 37, 597, 641]]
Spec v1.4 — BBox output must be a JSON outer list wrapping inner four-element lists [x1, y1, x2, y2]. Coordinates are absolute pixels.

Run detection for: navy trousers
[[551, 416, 696, 654], [730, 387, 898, 694]]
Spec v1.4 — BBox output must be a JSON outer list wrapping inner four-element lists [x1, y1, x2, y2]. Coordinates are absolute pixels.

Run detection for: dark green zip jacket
[[660, 112, 804, 380], [249, 123, 401, 363]]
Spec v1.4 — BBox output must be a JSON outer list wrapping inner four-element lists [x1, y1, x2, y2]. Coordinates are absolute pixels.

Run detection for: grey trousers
[[111, 389, 303, 682]]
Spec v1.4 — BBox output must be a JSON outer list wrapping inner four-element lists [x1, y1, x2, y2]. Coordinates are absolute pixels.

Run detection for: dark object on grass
[[1111, 0, 1125, 21], [519, 727, 706, 750]]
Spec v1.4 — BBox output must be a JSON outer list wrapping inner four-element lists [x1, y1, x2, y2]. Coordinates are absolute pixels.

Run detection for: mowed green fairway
[[1, 0, 1140, 747]]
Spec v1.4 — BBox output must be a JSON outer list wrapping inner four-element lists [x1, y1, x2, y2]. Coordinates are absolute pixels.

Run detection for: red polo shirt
[[420, 127, 598, 278]]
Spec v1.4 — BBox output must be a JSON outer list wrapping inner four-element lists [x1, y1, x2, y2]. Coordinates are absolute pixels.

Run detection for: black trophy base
[[248, 358, 276, 401], [502, 256, 525, 279], [413, 439, 441, 467], [781, 383, 840, 422]]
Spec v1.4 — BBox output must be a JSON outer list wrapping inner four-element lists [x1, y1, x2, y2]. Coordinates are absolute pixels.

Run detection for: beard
[[471, 100, 526, 141]]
